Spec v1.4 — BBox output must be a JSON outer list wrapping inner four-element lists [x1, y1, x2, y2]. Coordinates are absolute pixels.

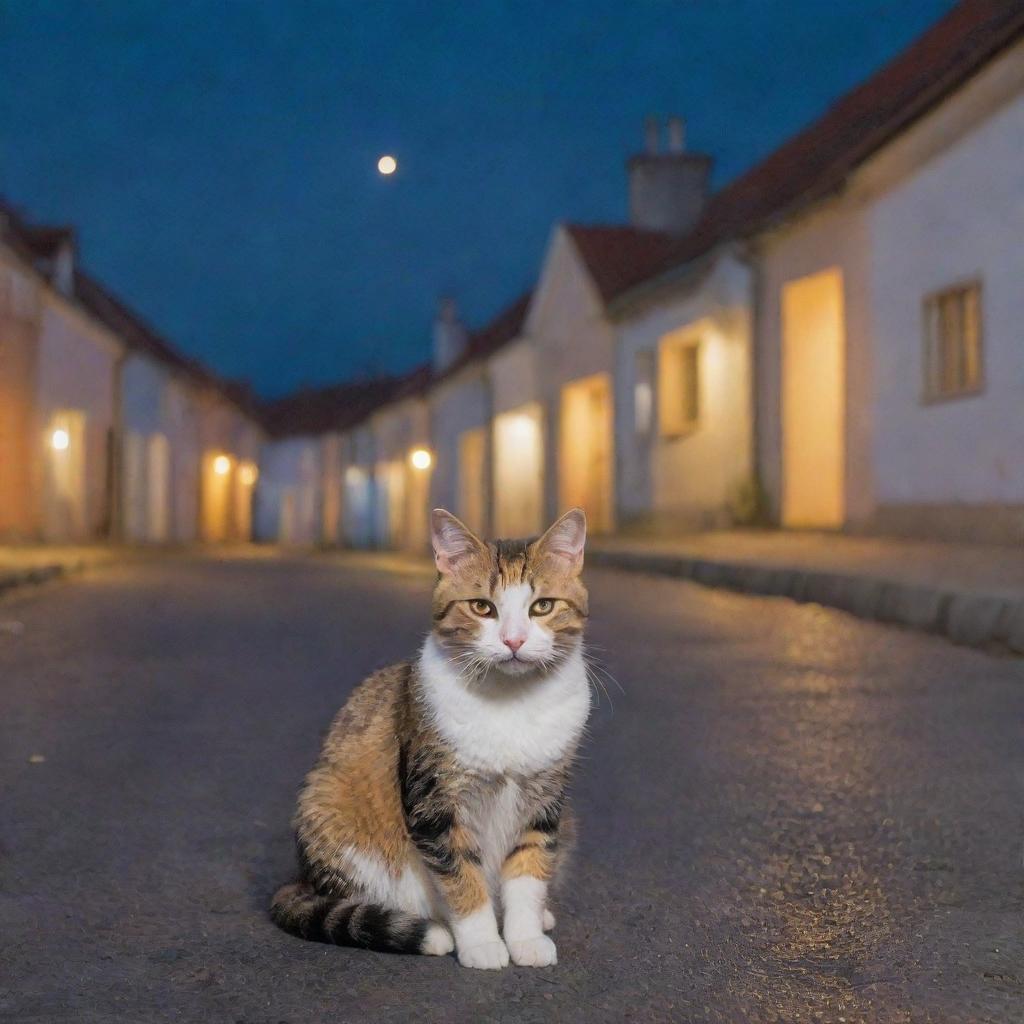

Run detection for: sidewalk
[[588, 531, 1024, 654], [0, 546, 125, 596]]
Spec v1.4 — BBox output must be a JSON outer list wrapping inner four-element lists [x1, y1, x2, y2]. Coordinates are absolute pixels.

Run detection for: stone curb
[[588, 548, 1024, 656], [0, 555, 107, 597]]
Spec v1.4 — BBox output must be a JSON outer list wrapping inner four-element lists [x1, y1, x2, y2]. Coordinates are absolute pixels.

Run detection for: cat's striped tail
[[270, 881, 453, 956]]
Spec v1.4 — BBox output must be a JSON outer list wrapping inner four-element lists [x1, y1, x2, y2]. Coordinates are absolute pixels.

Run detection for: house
[[0, 224, 44, 540], [752, 1, 1024, 543], [0, 208, 124, 543], [1, 198, 264, 546], [428, 293, 530, 536], [257, 377, 402, 546], [368, 366, 433, 553], [606, 0, 1024, 544]]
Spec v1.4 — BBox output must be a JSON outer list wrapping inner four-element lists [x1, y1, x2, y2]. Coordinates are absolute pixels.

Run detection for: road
[[1, 552, 1023, 1023]]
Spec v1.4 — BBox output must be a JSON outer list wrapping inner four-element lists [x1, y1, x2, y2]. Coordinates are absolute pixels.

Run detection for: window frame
[[657, 332, 702, 439], [633, 349, 655, 437], [921, 279, 984, 405]]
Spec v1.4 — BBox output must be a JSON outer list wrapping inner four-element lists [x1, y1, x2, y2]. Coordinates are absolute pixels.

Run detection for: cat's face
[[430, 508, 588, 678]]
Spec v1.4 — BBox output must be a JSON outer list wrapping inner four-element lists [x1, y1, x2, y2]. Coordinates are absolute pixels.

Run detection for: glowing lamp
[[51, 428, 70, 451], [377, 155, 397, 175], [409, 448, 432, 470], [240, 462, 258, 486], [213, 454, 231, 476]]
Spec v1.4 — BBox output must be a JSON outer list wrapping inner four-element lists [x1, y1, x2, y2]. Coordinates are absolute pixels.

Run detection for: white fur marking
[[421, 923, 455, 956], [502, 874, 547, 942], [339, 845, 440, 918], [451, 905, 508, 969], [419, 636, 590, 775]]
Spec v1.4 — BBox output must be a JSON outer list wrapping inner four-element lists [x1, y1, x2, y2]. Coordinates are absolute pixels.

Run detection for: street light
[[213, 454, 231, 476], [377, 155, 397, 176], [240, 462, 258, 486], [410, 447, 432, 470], [51, 428, 70, 451]]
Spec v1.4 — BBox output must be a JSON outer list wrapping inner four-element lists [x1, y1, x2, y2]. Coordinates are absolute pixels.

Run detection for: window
[[923, 282, 982, 401], [658, 333, 701, 436], [634, 351, 654, 435]]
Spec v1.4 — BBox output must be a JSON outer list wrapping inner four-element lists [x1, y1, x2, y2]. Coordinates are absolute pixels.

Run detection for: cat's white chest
[[464, 779, 525, 888], [417, 638, 591, 776]]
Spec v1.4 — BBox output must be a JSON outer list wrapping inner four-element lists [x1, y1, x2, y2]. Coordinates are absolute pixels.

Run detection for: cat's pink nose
[[503, 636, 526, 653]]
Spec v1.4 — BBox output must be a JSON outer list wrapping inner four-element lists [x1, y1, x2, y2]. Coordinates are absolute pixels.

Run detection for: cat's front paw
[[457, 939, 510, 970], [507, 934, 557, 967]]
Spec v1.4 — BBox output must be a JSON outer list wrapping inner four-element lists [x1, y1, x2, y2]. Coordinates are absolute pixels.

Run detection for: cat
[[271, 507, 591, 969]]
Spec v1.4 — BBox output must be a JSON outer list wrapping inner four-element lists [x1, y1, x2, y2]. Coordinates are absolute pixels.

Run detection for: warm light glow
[[51, 428, 70, 451], [377, 154, 397, 175], [409, 447, 432, 470], [213, 454, 231, 476], [240, 461, 258, 486]]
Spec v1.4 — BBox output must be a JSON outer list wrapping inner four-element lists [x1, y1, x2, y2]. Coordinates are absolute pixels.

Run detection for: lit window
[[634, 351, 654, 435], [923, 282, 983, 401], [658, 334, 701, 436]]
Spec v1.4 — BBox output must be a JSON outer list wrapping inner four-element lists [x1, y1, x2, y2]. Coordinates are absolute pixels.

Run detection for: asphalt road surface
[[2, 552, 1023, 1023]]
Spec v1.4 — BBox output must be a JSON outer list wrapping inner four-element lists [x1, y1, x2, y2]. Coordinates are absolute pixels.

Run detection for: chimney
[[53, 239, 75, 297], [432, 295, 468, 373], [627, 116, 712, 235]]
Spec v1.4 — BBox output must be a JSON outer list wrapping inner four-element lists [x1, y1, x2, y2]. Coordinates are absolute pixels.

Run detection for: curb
[[587, 548, 1024, 656], [0, 564, 68, 595], [0, 554, 114, 598]]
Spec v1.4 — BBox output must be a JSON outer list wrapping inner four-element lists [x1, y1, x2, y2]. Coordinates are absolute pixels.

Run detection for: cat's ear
[[533, 507, 586, 574], [431, 509, 486, 575]]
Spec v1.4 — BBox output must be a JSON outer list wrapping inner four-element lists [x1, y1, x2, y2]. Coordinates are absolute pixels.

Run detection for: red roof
[[436, 289, 532, 383], [612, 0, 1024, 304], [564, 224, 677, 304], [263, 291, 532, 437], [1, 197, 260, 421]]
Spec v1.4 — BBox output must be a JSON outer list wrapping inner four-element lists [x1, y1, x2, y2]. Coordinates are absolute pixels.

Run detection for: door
[[43, 410, 87, 541], [559, 372, 613, 532], [458, 427, 487, 534], [781, 268, 845, 527], [493, 403, 544, 538], [147, 433, 171, 542]]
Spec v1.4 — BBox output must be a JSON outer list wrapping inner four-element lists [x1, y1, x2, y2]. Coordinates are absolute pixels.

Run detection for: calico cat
[[271, 507, 591, 969]]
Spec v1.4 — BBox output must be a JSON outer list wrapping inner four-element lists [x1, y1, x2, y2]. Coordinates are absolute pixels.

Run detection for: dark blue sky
[[1, 0, 955, 396]]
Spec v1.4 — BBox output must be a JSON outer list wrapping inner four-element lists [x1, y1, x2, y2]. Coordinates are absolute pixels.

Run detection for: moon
[[377, 155, 397, 175]]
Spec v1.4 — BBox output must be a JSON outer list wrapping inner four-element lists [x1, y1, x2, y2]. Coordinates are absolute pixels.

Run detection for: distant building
[[0, 211, 123, 542], [0, 199, 264, 545]]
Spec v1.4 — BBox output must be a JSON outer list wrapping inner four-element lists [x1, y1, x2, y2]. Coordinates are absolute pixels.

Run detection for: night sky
[[1, 0, 956, 397]]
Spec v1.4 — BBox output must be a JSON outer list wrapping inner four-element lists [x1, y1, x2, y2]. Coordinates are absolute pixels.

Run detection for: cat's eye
[[530, 598, 555, 617], [468, 599, 496, 618]]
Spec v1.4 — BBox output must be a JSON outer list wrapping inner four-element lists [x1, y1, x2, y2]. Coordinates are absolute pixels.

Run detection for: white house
[[428, 293, 530, 536], [611, 248, 755, 533], [368, 368, 432, 553], [0, 213, 125, 543], [747, 2, 1024, 543]]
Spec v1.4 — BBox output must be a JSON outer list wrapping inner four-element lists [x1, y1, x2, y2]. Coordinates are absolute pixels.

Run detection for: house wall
[[526, 227, 617, 529], [488, 337, 546, 538], [36, 293, 122, 541], [370, 397, 431, 552], [164, 376, 202, 542], [866, 72, 1024, 539], [0, 250, 42, 539], [321, 433, 343, 545], [614, 252, 754, 533], [255, 436, 322, 544], [342, 424, 376, 548], [428, 365, 490, 530], [197, 391, 262, 542], [755, 191, 874, 528], [756, 36, 1024, 541], [121, 355, 204, 543]]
